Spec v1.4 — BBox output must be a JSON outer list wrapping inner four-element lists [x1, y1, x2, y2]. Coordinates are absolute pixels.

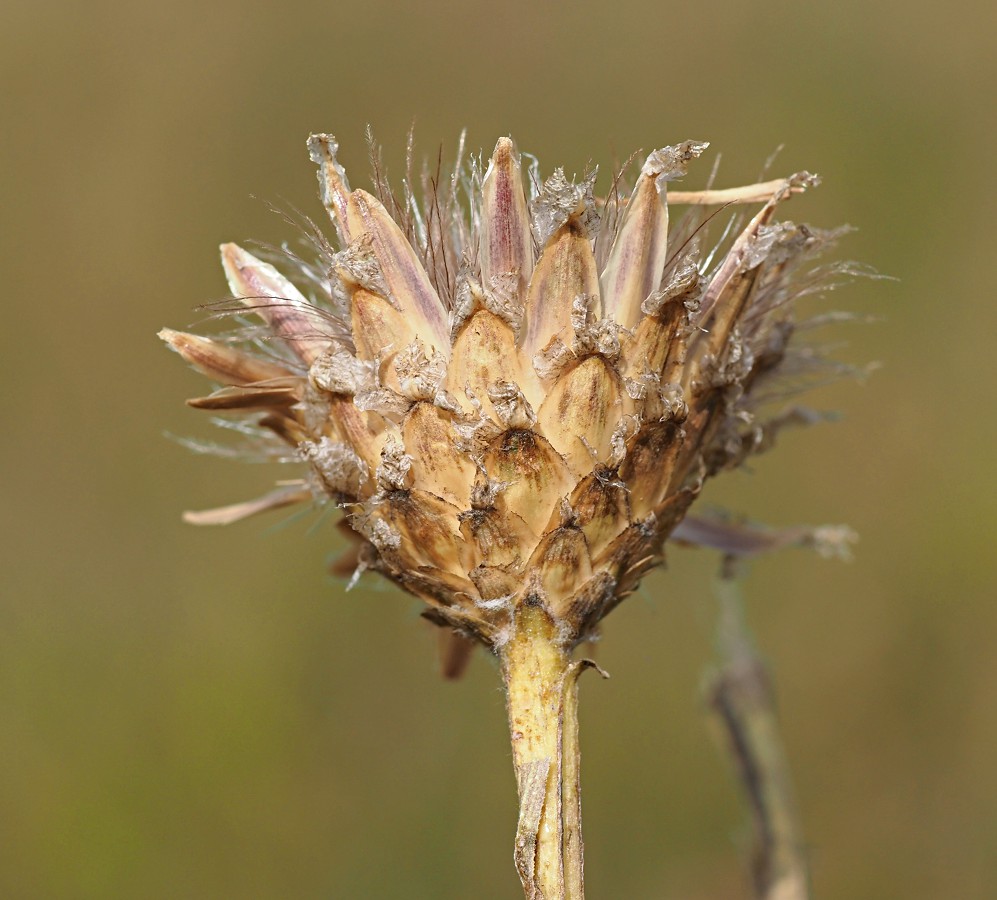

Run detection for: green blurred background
[[2, 0, 994, 897]]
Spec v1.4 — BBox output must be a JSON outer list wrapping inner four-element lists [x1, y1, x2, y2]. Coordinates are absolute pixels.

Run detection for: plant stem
[[709, 576, 810, 900], [500, 603, 599, 900]]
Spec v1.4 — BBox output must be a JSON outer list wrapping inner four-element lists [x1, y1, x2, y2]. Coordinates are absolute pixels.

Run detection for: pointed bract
[[159, 328, 294, 385], [601, 160, 669, 330], [527, 527, 593, 618], [347, 190, 450, 356], [403, 401, 475, 509], [221, 243, 336, 366], [183, 486, 311, 526], [538, 356, 623, 477], [480, 138, 534, 304], [447, 310, 541, 419], [350, 287, 418, 363], [521, 222, 600, 362], [483, 429, 573, 538]]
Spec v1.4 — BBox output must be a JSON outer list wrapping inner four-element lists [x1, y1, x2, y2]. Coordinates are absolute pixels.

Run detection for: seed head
[[162, 132, 859, 655]]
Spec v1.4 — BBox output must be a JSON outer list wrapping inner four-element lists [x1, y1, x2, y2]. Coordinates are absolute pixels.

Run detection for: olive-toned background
[[3, 0, 994, 897]]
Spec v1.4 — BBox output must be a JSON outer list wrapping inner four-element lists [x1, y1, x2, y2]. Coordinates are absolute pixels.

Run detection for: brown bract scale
[[162, 133, 854, 654]]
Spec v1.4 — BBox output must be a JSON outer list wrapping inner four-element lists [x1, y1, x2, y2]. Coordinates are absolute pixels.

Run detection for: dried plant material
[[601, 142, 707, 329], [640, 249, 703, 316], [522, 220, 600, 360], [488, 380, 537, 430], [528, 526, 594, 618], [164, 128, 860, 688], [347, 190, 451, 356], [447, 309, 541, 418], [537, 355, 623, 477], [162, 132, 866, 900], [568, 471, 631, 561], [438, 630, 477, 680], [571, 294, 623, 360], [669, 176, 813, 206], [221, 243, 336, 366], [709, 578, 811, 900], [299, 436, 366, 497], [182, 486, 311, 526], [533, 336, 576, 382], [349, 287, 416, 363], [530, 168, 600, 247], [185, 384, 299, 411], [394, 340, 447, 401], [160, 328, 293, 385], [480, 138, 534, 305], [307, 133, 353, 245], [403, 401, 474, 508], [331, 233, 388, 297], [672, 514, 858, 560], [309, 348, 377, 396], [459, 503, 537, 571], [482, 428, 573, 538]]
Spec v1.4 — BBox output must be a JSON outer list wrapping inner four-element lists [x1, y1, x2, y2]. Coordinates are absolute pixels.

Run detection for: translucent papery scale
[[166, 134, 829, 650]]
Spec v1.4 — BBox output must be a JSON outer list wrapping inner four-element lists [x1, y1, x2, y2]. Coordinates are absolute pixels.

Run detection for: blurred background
[[2, 0, 994, 897]]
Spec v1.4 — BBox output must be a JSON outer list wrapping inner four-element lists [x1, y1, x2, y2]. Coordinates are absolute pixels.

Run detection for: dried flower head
[[162, 133, 858, 659]]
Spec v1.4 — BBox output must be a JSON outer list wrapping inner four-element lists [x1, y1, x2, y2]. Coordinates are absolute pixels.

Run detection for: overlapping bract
[[162, 133, 847, 651]]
